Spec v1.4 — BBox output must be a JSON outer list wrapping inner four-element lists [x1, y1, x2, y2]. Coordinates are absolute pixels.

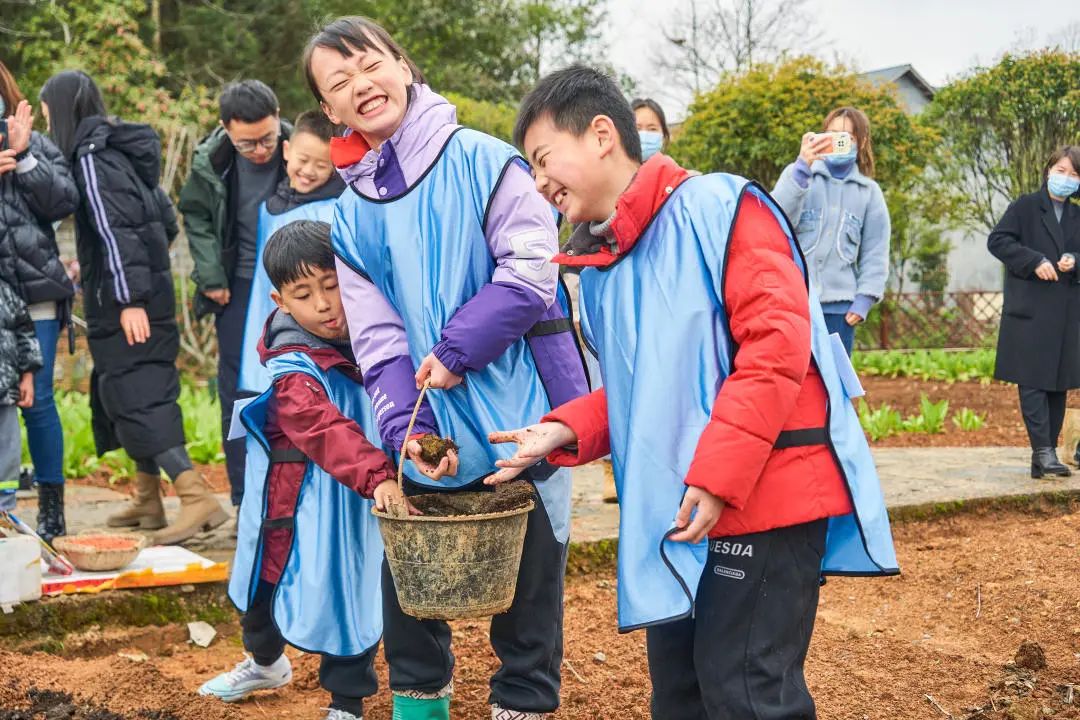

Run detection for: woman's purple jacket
[[333, 85, 587, 452]]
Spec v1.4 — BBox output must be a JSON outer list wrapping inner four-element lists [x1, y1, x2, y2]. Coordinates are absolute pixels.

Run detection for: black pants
[[242, 580, 378, 715], [646, 519, 828, 720], [215, 276, 253, 506], [1019, 386, 1068, 450], [382, 477, 568, 713]]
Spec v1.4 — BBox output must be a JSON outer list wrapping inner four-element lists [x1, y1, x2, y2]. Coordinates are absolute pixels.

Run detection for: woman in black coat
[[0, 61, 79, 542], [988, 145, 1080, 478], [40, 71, 227, 544]]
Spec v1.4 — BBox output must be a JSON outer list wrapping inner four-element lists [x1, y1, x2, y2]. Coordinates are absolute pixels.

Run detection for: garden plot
[[4, 507, 1080, 719]]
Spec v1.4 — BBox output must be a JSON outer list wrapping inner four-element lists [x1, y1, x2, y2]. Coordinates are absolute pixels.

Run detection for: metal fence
[[855, 291, 1003, 350]]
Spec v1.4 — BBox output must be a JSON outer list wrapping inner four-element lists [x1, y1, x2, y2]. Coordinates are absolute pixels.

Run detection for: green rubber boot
[[391, 695, 451, 720]]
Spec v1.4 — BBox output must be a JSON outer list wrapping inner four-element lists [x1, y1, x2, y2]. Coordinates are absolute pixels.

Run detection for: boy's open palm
[[486, 422, 577, 484], [669, 486, 724, 544]]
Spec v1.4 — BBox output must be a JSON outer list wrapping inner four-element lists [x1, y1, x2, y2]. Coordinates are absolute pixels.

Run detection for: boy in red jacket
[[488, 66, 895, 719]]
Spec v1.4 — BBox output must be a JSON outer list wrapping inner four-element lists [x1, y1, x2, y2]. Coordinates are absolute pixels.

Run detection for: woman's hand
[[1057, 254, 1076, 274], [415, 353, 463, 390], [120, 307, 151, 345], [0, 149, 16, 176], [6, 100, 33, 155], [404, 436, 459, 481], [1036, 260, 1059, 282], [486, 422, 578, 484], [17, 372, 34, 408], [202, 288, 231, 306], [799, 132, 833, 166], [845, 311, 864, 327]]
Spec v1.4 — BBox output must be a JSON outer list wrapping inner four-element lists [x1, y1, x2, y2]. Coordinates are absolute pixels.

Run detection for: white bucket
[[0, 535, 42, 606]]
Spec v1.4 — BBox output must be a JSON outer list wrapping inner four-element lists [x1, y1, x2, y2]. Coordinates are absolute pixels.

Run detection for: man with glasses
[[179, 80, 291, 512]]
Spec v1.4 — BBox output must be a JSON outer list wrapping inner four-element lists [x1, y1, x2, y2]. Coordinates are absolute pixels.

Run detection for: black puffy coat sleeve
[[15, 132, 80, 223], [155, 186, 180, 245], [75, 151, 152, 307], [987, 198, 1046, 279]]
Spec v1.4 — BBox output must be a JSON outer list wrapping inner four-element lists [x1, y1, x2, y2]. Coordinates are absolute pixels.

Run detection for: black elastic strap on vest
[[774, 427, 828, 450], [270, 447, 307, 463], [261, 517, 294, 533], [526, 318, 573, 338]]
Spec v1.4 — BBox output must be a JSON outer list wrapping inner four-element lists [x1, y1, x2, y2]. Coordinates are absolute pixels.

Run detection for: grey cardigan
[[772, 159, 890, 312]]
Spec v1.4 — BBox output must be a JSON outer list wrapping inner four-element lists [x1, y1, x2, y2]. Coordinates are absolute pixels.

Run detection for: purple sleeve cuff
[[365, 355, 439, 451], [436, 281, 548, 373], [849, 294, 875, 320], [792, 157, 812, 189]]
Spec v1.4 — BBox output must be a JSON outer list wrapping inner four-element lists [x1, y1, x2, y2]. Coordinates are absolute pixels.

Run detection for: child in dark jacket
[[238, 109, 346, 396], [0, 278, 42, 512], [201, 220, 410, 720]]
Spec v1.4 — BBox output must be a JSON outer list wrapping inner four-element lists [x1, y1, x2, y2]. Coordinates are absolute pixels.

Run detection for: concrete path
[[13, 446, 1080, 556]]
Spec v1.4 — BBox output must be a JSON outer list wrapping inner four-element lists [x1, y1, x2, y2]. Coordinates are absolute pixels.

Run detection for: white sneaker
[[198, 654, 292, 702], [323, 709, 362, 720]]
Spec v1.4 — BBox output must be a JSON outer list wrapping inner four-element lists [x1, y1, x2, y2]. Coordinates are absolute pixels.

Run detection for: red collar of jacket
[[553, 154, 692, 268], [330, 132, 371, 169]]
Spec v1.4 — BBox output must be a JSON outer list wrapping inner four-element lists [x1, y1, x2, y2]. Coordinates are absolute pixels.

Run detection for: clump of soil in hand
[[416, 435, 458, 465], [410, 481, 535, 517], [1014, 639, 1047, 671]]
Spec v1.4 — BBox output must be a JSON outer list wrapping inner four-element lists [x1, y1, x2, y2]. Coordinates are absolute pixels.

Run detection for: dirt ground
[[862, 377, 1080, 449], [4, 506, 1080, 719]]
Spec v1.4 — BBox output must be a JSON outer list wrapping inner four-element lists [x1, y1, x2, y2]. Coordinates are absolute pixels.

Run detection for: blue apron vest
[[228, 350, 384, 656], [332, 128, 575, 542], [577, 174, 899, 631], [238, 198, 340, 394]]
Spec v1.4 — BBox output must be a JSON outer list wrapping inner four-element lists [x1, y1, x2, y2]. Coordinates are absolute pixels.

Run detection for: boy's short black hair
[[219, 79, 279, 125], [263, 220, 336, 291], [292, 110, 337, 142], [514, 64, 641, 163]]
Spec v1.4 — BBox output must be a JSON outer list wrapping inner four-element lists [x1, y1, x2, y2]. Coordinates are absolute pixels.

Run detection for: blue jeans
[[823, 312, 855, 357], [20, 319, 64, 485]]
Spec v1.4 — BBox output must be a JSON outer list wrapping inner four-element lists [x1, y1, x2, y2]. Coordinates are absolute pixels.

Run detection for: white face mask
[[0, 96, 6, 117]]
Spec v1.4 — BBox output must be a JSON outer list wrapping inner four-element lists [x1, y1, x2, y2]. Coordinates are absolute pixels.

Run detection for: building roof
[[860, 64, 936, 101]]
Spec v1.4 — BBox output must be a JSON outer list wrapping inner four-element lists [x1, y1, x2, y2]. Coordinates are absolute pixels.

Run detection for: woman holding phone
[[772, 106, 891, 355], [988, 146, 1080, 479]]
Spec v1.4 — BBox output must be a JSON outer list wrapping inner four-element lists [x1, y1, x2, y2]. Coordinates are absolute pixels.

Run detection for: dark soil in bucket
[[416, 435, 459, 465], [410, 481, 535, 517]]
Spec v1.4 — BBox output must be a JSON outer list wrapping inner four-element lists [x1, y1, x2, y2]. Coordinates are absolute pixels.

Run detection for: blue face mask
[[824, 140, 858, 170], [639, 130, 664, 161], [1048, 172, 1080, 199]]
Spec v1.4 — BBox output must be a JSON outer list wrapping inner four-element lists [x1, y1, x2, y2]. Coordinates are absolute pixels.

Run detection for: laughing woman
[[988, 145, 1080, 479]]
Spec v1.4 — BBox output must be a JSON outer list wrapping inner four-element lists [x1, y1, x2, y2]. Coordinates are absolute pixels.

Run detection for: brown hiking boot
[[106, 471, 166, 530], [152, 470, 229, 545], [601, 460, 618, 504]]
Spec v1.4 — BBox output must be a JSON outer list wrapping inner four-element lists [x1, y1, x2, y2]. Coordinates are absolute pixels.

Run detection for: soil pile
[[0, 654, 239, 720], [410, 481, 535, 517]]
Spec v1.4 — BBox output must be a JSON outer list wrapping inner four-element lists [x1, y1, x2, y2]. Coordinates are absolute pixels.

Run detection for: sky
[[605, 0, 1080, 119]]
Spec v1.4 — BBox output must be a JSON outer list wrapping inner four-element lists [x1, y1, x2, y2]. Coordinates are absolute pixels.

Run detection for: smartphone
[[818, 131, 852, 157], [0, 119, 8, 152]]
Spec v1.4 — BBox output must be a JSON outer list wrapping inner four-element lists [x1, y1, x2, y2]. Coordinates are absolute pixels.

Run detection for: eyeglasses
[[230, 129, 279, 155]]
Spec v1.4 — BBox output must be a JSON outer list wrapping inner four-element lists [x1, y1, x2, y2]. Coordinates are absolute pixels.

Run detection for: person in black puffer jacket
[[0, 60, 79, 542], [40, 70, 228, 544]]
